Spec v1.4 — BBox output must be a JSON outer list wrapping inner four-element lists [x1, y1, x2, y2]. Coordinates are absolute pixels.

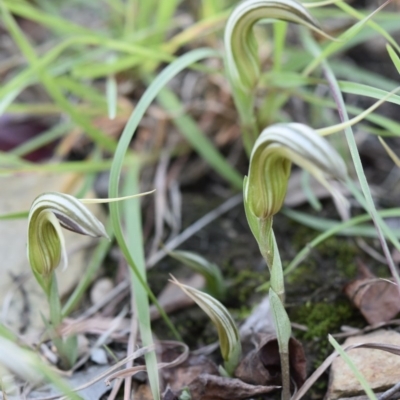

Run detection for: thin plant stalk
[[123, 165, 160, 400], [47, 274, 77, 369]]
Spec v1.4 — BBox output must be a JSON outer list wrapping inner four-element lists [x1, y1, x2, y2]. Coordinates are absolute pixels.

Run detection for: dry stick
[[36, 345, 156, 400], [105, 341, 189, 383], [333, 319, 400, 339], [78, 280, 130, 320], [146, 193, 243, 268], [166, 157, 186, 238], [379, 381, 400, 400], [123, 283, 139, 400], [71, 308, 128, 373], [107, 379, 122, 400], [167, 179, 182, 238], [356, 238, 388, 264]]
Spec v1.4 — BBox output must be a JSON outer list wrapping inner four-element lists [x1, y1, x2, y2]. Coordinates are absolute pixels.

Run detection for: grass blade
[[152, 82, 243, 189], [123, 165, 160, 400], [379, 137, 400, 167], [171, 276, 241, 375], [106, 74, 117, 120], [302, 1, 390, 77], [108, 50, 219, 353], [387, 44, 400, 74], [302, 28, 400, 292], [0, 4, 117, 152], [282, 207, 400, 279]]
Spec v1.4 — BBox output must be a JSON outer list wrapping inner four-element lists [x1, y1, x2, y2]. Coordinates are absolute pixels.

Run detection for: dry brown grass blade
[[105, 341, 189, 384], [378, 137, 400, 167], [35, 344, 155, 400], [292, 342, 400, 400], [333, 320, 400, 339]]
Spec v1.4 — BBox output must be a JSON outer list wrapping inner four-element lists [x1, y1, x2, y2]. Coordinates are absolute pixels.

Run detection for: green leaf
[[123, 165, 160, 400], [302, 1, 390, 76], [152, 81, 243, 189], [108, 49, 220, 344], [301, 27, 400, 296], [0, 335, 82, 400], [106, 74, 117, 120], [387, 44, 400, 74], [0, 3, 117, 151], [269, 288, 291, 353], [168, 250, 226, 299], [172, 277, 241, 375]]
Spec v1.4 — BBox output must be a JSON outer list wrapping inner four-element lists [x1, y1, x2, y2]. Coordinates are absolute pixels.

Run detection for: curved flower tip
[[245, 122, 348, 220], [224, 0, 322, 92], [28, 192, 108, 279]]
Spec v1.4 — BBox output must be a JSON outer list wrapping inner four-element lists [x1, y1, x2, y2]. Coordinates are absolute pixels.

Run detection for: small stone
[[90, 278, 113, 305], [90, 348, 108, 365], [327, 330, 400, 399], [77, 334, 89, 358]]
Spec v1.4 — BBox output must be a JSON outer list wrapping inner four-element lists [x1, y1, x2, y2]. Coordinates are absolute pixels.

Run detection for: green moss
[[285, 234, 359, 291], [291, 301, 354, 341], [292, 299, 362, 367], [231, 268, 264, 304], [318, 237, 358, 278]]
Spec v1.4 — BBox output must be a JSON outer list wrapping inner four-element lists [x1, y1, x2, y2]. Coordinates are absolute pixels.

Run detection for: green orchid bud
[[244, 123, 347, 220], [28, 192, 108, 281], [225, 0, 324, 94]]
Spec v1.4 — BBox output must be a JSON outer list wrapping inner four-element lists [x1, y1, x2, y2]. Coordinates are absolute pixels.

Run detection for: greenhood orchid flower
[[26, 190, 153, 369], [224, 0, 333, 154], [243, 122, 349, 400], [225, 0, 324, 94], [27, 192, 108, 283], [244, 122, 348, 222]]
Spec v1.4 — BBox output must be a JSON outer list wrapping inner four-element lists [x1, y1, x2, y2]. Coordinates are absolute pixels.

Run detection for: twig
[[78, 280, 130, 321], [379, 382, 400, 400], [123, 285, 139, 400]]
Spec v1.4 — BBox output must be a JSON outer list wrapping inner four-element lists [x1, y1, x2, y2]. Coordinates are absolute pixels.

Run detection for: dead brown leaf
[[235, 333, 306, 388], [162, 354, 219, 392], [186, 374, 278, 400], [237, 296, 307, 389], [161, 344, 279, 400], [344, 262, 400, 324]]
